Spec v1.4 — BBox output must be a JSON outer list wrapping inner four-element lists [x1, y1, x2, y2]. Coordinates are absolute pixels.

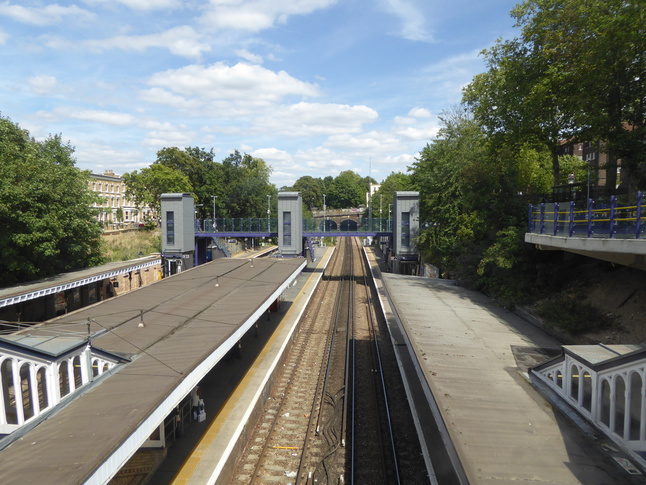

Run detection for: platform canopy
[[0, 256, 306, 485]]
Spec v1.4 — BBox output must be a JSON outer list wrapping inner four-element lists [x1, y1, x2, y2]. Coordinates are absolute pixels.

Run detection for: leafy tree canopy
[[0, 116, 104, 287], [464, 0, 646, 191], [123, 164, 193, 215], [327, 170, 365, 209], [294, 176, 324, 210], [370, 172, 412, 216]]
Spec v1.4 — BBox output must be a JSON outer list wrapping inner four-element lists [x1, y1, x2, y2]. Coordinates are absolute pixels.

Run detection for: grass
[[101, 229, 161, 262]]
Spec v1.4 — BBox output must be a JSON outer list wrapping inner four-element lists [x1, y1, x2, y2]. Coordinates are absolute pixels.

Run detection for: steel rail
[[361, 249, 401, 484], [248, 245, 343, 485]]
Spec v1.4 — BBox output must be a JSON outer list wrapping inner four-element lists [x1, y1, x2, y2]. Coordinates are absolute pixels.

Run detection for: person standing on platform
[[191, 386, 201, 421]]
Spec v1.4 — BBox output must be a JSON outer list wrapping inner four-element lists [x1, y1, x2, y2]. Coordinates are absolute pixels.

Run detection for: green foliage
[[370, 172, 412, 215], [221, 150, 276, 218], [123, 164, 193, 214], [327, 170, 365, 208], [409, 104, 557, 300], [466, 0, 646, 191], [557, 154, 596, 186], [294, 176, 324, 210], [536, 296, 615, 334], [0, 116, 104, 286]]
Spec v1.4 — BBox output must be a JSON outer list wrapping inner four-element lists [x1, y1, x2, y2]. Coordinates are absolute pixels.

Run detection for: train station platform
[[364, 247, 646, 484], [155, 246, 334, 484], [0, 255, 308, 484]]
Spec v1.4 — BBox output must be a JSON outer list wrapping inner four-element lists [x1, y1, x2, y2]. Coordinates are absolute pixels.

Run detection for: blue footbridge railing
[[195, 217, 394, 237], [528, 192, 644, 239]]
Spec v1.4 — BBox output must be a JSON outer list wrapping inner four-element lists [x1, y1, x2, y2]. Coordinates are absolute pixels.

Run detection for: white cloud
[[394, 116, 414, 125], [138, 87, 196, 110], [62, 108, 136, 126], [84, 26, 210, 59], [71, 139, 147, 174], [252, 102, 378, 136], [408, 106, 431, 118], [82, 0, 180, 10], [143, 128, 195, 147], [0, 3, 94, 26], [393, 125, 438, 141], [27, 75, 57, 95], [235, 48, 263, 64], [0, 28, 8, 45], [200, 0, 338, 33], [382, 0, 432, 42], [144, 62, 321, 111], [325, 130, 404, 152]]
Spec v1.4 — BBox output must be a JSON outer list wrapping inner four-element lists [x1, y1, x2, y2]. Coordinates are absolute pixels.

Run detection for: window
[[614, 376, 626, 437], [20, 364, 33, 420], [283, 211, 292, 246], [73, 356, 83, 390], [582, 370, 592, 412], [59, 361, 70, 399], [570, 364, 579, 402], [166, 211, 175, 245], [2, 359, 17, 424], [401, 211, 410, 247], [629, 372, 642, 440], [37, 368, 48, 410], [601, 379, 611, 427]]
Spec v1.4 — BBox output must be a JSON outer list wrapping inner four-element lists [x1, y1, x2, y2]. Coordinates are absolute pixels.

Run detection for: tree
[[370, 172, 412, 216], [513, 0, 646, 193], [463, 39, 576, 186], [465, 0, 646, 192], [327, 170, 365, 208], [0, 116, 104, 286], [294, 176, 324, 210], [221, 150, 275, 218], [409, 105, 555, 299], [123, 164, 193, 215], [155, 146, 224, 213]]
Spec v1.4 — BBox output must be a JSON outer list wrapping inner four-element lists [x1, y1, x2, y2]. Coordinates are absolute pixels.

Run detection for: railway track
[[231, 238, 429, 484]]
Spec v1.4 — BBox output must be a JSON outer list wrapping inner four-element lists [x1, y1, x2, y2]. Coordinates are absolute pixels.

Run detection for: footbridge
[[526, 192, 646, 270], [161, 191, 421, 275]]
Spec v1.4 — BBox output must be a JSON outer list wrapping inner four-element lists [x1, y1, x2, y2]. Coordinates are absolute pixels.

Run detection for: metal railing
[[528, 192, 644, 239], [196, 218, 277, 233], [195, 217, 394, 234]]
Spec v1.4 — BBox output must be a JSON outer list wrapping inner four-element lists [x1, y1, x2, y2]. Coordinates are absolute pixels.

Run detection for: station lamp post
[[380, 194, 383, 231], [267, 195, 271, 232], [211, 195, 217, 230], [388, 203, 393, 231]]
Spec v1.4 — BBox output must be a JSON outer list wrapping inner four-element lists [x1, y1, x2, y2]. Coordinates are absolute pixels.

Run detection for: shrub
[[535, 295, 615, 334]]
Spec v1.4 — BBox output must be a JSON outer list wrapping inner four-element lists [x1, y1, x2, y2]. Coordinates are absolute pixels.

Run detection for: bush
[[535, 295, 615, 334]]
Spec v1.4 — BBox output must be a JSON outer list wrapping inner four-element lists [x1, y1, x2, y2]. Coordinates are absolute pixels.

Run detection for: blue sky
[[0, 0, 520, 188]]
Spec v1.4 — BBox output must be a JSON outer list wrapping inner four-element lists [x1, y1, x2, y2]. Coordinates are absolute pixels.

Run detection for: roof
[[562, 344, 646, 371], [0, 334, 87, 359], [0, 256, 306, 485], [0, 256, 160, 309]]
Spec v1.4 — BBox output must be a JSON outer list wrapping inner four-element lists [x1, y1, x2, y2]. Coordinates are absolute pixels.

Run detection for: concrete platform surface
[[379, 272, 642, 484]]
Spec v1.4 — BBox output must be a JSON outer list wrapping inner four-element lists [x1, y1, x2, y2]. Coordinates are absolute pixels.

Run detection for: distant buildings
[[88, 170, 152, 228]]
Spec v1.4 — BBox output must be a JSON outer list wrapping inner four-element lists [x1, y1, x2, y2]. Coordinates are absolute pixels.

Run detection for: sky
[[0, 0, 521, 189]]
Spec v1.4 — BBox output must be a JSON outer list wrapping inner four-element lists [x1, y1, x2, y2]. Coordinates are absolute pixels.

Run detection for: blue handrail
[[528, 192, 644, 239]]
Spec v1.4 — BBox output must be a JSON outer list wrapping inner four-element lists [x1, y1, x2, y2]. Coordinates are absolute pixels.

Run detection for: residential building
[[88, 170, 151, 227]]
